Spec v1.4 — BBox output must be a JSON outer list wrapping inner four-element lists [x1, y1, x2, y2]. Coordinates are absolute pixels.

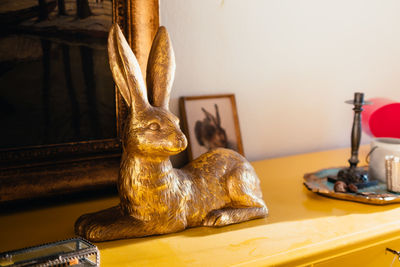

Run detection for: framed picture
[[180, 94, 244, 161]]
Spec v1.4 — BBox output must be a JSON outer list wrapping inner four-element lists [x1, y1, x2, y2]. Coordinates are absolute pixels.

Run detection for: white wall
[[160, 0, 400, 162]]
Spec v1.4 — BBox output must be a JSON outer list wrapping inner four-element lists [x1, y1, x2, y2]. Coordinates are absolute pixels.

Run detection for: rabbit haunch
[[74, 24, 267, 241], [119, 144, 264, 227]]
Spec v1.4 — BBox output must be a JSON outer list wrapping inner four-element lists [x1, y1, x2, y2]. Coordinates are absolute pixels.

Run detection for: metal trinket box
[[0, 237, 99, 267]]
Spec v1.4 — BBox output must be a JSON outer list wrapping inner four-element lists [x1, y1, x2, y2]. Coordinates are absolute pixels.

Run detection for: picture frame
[[0, 0, 159, 203], [180, 94, 244, 161]]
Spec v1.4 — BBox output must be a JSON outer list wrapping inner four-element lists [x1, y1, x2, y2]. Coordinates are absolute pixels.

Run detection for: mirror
[[0, 0, 116, 149], [0, 0, 159, 203]]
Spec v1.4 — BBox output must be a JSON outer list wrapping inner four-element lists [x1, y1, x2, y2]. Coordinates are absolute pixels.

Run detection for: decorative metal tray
[[304, 167, 400, 205]]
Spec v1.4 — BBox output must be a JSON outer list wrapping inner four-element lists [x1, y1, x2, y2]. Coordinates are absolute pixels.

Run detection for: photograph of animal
[[74, 23, 268, 242], [195, 104, 228, 150], [180, 94, 244, 160]]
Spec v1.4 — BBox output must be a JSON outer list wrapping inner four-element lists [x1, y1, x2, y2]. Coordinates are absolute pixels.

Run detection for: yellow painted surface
[[1, 146, 400, 266]]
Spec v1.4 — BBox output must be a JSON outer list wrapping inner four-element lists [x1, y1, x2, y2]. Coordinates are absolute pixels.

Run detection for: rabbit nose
[[178, 135, 188, 149]]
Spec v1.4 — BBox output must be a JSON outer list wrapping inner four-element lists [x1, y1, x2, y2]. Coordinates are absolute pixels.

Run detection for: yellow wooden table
[[1, 147, 400, 266]]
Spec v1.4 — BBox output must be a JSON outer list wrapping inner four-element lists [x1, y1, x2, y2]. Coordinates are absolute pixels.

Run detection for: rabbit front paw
[[74, 206, 125, 241], [75, 213, 107, 241]]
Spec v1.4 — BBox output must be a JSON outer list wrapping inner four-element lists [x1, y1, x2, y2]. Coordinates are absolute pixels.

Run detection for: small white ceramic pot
[[368, 138, 400, 182]]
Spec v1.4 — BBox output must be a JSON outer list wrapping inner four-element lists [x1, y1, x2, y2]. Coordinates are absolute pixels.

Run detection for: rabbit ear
[[202, 108, 218, 126], [201, 108, 213, 121], [146, 26, 175, 110], [108, 24, 149, 111], [215, 104, 221, 126]]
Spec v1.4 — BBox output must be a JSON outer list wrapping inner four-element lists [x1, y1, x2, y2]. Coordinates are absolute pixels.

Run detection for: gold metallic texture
[[75, 24, 268, 241]]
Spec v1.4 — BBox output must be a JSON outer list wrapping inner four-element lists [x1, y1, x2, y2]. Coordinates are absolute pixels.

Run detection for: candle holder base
[[328, 167, 378, 189]]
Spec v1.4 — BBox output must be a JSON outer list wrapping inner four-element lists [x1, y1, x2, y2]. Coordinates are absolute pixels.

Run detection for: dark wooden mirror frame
[[0, 0, 160, 203]]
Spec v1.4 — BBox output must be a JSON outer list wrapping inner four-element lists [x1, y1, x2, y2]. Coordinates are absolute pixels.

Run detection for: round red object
[[362, 98, 400, 138]]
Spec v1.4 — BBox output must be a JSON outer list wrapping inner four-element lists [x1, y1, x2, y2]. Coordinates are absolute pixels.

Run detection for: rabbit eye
[[149, 122, 160, 131]]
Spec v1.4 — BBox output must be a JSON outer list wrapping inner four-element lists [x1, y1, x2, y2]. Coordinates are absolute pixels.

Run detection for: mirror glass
[[0, 0, 116, 149]]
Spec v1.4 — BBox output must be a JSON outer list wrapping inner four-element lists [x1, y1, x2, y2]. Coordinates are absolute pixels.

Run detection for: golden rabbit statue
[[74, 24, 268, 241]]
